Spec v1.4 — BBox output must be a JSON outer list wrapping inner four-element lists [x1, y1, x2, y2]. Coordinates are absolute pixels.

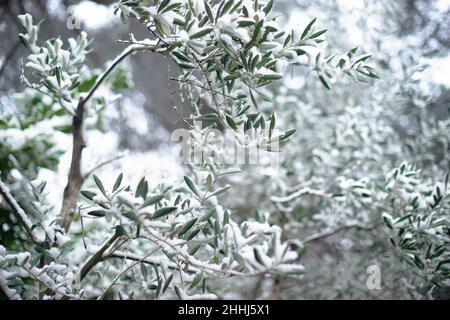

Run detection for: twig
[[0, 179, 41, 244], [108, 251, 197, 274], [84, 44, 163, 105], [302, 223, 379, 244], [170, 77, 238, 100], [189, 52, 225, 122], [270, 187, 329, 203], [83, 154, 125, 180], [98, 246, 161, 300], [79, 210, 87, 249], [137, 216, 265, 277], [74, 231, 123, 283]]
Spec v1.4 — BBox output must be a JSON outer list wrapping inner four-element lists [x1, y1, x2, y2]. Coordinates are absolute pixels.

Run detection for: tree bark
[[59, 100, 86, 232]]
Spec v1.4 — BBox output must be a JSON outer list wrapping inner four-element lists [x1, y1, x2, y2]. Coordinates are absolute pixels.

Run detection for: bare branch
[[98, 246, 161, 300], [83, 154, 125, 180], [59, 100, 87, 232], [108, 251, 197, 274], [59, 43, 168, 232], [170, 77, 238, 100], [83, 44, 162, 105]]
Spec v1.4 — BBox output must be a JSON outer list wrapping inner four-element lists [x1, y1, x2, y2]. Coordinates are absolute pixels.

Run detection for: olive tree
[[0, 0, 376, 300]]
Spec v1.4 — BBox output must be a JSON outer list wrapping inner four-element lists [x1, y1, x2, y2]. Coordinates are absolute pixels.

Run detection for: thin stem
[[98, 246, 161, 300], [0, 179, 41, 244], [302, 223, 379, 244], [74, 231, 122, 283], [170, 77, 238, 100], [270, 186, 329, 203], [83, 154, 125, 180], [83, 44, 163, 105], [108, 251, 197, 274]]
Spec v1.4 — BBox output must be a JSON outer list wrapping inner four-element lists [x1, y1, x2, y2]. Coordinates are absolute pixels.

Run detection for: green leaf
[[223, 210, 229, 225], [87, 210, 108, 217], [93, 175, 107, 197], [253, 248, 266, 267], [172, 50, 191, 62], [135, 178, 148, 199], [309, 29, 327, 39], [153, 207, 177, 219], [206, 185, 231, 199], [251, 19, 264, 43], [159, 2, 181, 14], [186, 229, 200, 241], [141, 195, 164, 208], [249, 89, 259, 110], [263, 0, 274, 14], [113, 173, 123, 192], [445, 172, 449, 192], [214, 220, 221, 235], [18, 34, 31, 49], [115, 225, 128, 237], [174, 285, 183, 299], [55, 67, 61, 86], [232, 252, 246, 268], [204, 1, 214, 22], [157, 0, 171, 13], [413, 255, 425, 270], [140, 263, 148, 281], [269, 113, 275, 138], [436, 259, 450, 271], [35, 246, 53, 259], [81, 190, 96, 201], [259, 73, 282, 82], [189, 272, 204, 289], [189, 244, 201, 255], [280, 129, 296, 141], [219, 0, 235, 17], [190, 27, 214, 39], [179, 218, 198, 237], [225, 115, 237, 130], [184, 176, 200, 197], [318, 75, 331, 90], [238, 19, 255, 27], [301, 18, 316, 40], [200, 208, 216, 222], [351, 54, 372, 67], [383, 216, 393, 230], [162, 274, 173, 294]]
